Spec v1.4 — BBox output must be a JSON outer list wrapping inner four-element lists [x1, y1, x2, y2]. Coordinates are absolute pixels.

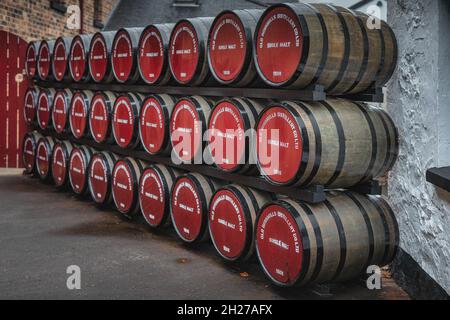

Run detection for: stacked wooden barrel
[[23, 2, 400, 289]]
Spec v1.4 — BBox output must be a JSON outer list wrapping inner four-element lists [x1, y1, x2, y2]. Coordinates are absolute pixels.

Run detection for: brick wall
[[0, 0, 119, 42]]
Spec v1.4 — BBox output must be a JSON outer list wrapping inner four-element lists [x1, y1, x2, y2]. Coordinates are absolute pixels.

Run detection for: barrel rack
[[34, 80, 384, 203]]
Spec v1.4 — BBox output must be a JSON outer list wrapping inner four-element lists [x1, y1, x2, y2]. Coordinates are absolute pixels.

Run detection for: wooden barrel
[[209, 184, 271, 262], [88, 151, 119, 206], [35, 136, 56, 181], [89, 91, 117, 144], [37, 40, 55, 81], [24, 87, 38, 126], [69, 34, 93, 82], [22, 131, 43, 174], [171, 173, 219, 244], [69, 145, 94, 195], [139, 164, 181, 228], [52, 89, 72, 134], [138, 24, 174, 85], [89, 31, 116, 83], [112, 93, 144, 149], [51, 140, 73, 188], [253, 3, 398, 94], [52, 37, 72, 82], [69, 90, 94, 139], [25, 41, 39, 79], [256, 99, 399, 188], [111, 28, 144, 84], [208, 9, 263, 86], [169, 18, 217, 86], [207, 97, 263, 174], [37, 88, 56, 130], [112, 157, 147, 218], [255, 191, 399, 287], [139, 94, 176, 155], [170, 95, 214, 163]]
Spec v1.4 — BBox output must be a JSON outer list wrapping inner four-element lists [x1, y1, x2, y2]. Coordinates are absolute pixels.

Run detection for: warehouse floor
[[0, 169, 410, 300]]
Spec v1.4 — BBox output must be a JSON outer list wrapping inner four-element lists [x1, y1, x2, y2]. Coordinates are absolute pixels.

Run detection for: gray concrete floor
[[0, 169, 410, 300]]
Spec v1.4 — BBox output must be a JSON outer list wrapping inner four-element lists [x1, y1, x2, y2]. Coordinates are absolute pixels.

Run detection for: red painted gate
[[0, 30, 30, 168]]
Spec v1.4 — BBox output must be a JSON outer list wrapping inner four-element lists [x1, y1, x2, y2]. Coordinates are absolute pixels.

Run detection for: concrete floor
[[0, 169, 410, 300]]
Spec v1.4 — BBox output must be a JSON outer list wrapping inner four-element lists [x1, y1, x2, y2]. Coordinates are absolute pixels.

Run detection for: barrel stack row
[[26, 2, 397, 94], [23, 131, 399, 287]]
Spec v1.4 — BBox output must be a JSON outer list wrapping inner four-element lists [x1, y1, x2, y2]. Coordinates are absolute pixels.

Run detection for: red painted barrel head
[[139, 168, 166, 227], [52, 91, 68, 133], [70, 92, 88, 139], [38, 42, 51, 79], [69, 148, 88, 194], [90, 93, 110, 143], [24, 88, 36, 125], [22, 135, 36, 173], [209, 12, 247, 82], [25, 43, 37, 78], [208, 101, 245, 171], [209, 189, 247, 260], [140, 97, 166, 154], [112, 30, 133, 82], [36, 140, 51, 179], [256, 204, 303, 286], [53, 38, 67, 81], [139, 26, 165, 84], [89, 34, 108, 82], [112, 95, 135, 148], [256, 106, 303, 184], [52, 144, 68, 187], [170, 99, 201, 162], [89, 154, 109, 204], [37, 90, 52, 130], [169, 21, 199, 83], [171, 176, 203, 242], [112, 160, 135, 213], [70, 36, 86, 82], [255, 6, 303, 84]]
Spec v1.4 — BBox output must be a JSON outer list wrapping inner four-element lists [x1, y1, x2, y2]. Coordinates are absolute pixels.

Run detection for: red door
[[0, 30, 30, 168]]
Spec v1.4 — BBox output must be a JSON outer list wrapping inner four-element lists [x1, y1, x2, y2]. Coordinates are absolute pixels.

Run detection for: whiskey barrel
[[52, 37, 72, 81], [139, 164, 181, 228], [111, 28, 144, 83], [52, 89, 73, 134], [138, 24, 174, 85], [24, 87, 38, 126], [69, 34, 93, 82], [112, 157, 146, 218], [69, 90, 94, 139], [209, 184, 271, 262], [255, 191, 399, 287], [69, 145, 94, 195], [89, 91, 117, 144], [37, 40, 55, 81], [88, 151, 119, 206], [35, 136, 56, 181], [208, 9, 263, 86], [169, 18, 217, 86], [170, 173, 219, 243], [25, 41, 39, 79], [170, 96, 214, 163], [22, 131, 43, 174], [256, 99, 399, 188], [51, 140, 73, 188], [37, 88, 56, 130], [89, 31, 116, 83], [139, 94, 176, 155], [112, 93, 144, 149], [207, 97, 263, 173], [253, 3, 398, 94]]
